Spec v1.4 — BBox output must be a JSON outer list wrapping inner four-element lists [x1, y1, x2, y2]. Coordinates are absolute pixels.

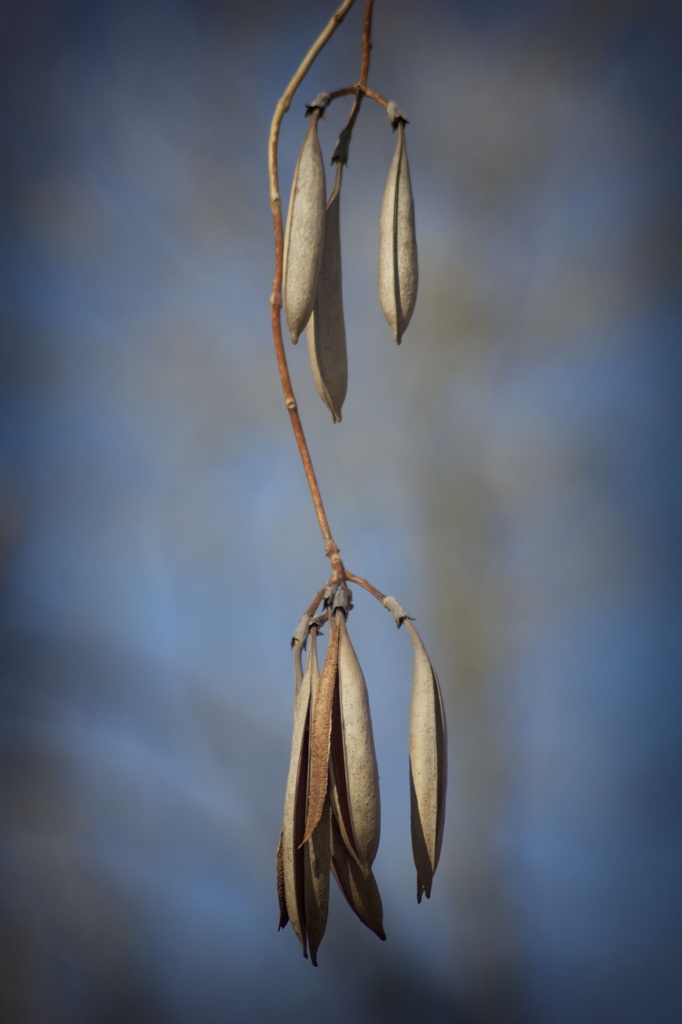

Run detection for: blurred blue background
[[1, 1, 681, 1021]]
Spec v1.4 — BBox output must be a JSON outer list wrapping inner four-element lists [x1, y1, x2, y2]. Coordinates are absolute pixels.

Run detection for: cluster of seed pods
[[277, 586, 447, 964], [282, 94, 418, 423]]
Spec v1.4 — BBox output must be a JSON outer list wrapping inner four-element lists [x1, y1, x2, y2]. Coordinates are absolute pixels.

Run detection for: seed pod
[[330, 812, 386, 941], [330, 612, 381, 874], [405, 621, 447, 902], [302, 633, 330, 966], [276, 828, 288, 931], [307, 163, 348, 422], [378, 119, 418, 344], [303, 798, 330, 966], [281, 638, 313, 957], [301, 618, 340, 845], [283, 109, 327, 343]]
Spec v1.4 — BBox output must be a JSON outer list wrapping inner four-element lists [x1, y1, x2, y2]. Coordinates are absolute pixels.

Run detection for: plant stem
[[341, 0, 374, 136], [362, 85, 387, 107], [345, 570, 385, 603], [306, 586, 327, 618], [329, 1, 383, 165], [326, 84, 387, 107], [360, 0, 374, 86], [268, 0, 357, 576], [268, 0, 382, 583]]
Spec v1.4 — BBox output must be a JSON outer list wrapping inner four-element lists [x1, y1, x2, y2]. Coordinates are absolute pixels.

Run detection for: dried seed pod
[[276, 828, 288, 931], [307, 163, 347, 422], [281, 638, 313, 957], [303, 797, 330, 966], [378, 119, 418, 344], [330, 812, 386, 941], [283, 109, 327, 343], [330, 612, 381, 874], [301, 618, 340, 845], [302, 633, 330, 965], [405, 621, 447, 902]]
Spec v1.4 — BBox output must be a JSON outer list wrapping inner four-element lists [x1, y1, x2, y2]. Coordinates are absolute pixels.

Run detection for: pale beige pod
[[405, 620, 447, 902], [307, 163, 348, 422], [378, 117, 418, 344], [283, 108, 327, 343], [330, 612, 381, 874], [301, 631, 330, 966], [280, 638, 313, 957], [330, 812, 386, 941]]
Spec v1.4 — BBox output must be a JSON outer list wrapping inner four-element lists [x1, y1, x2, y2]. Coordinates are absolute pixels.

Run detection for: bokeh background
[[1, 0, 681, 1021]]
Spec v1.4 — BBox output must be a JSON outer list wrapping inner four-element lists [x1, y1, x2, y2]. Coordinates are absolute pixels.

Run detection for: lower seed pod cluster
[[278, 586, 446, 964]]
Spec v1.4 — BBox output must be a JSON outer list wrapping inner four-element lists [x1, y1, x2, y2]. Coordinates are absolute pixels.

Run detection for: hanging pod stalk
[[378, 116, 418, 344], [405, 620, 447, 902], [307, 162, 348, 422], [303, 797, 331, 965], [283, 106, 327, 343]]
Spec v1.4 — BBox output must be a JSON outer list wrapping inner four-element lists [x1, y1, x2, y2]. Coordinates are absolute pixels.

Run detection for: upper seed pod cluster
[[278, 585, 446, 964], [282, 95, 419, 422]]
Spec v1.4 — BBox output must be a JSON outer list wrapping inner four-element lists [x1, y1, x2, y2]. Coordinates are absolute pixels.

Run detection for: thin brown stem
[[326, 85, 387, 107], [359, 0, 374, 87], [327, 86, 359, 102], [331, 0, 377, 165], [362, 85, 388, 107], [345, 571, 385, 604], [268, 0, 356, 577], [342, 0, 374, 133], [306, 586, 328, 618]]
